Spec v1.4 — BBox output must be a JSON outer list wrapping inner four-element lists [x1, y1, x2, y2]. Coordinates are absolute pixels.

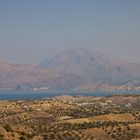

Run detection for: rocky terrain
[[0, 95, 140, 140], [0, 48, 140, 92]]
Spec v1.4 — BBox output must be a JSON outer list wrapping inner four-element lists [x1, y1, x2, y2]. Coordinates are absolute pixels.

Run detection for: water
[[0, 90, 139, 100]]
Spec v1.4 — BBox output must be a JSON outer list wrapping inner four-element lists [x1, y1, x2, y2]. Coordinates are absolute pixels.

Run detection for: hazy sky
[[0, 0, 140, 64]]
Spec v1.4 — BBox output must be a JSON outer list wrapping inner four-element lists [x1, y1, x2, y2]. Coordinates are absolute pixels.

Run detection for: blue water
[[0, 90, 139, 100]]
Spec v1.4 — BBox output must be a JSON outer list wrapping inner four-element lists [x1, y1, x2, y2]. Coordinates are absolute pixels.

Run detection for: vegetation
[[0, 95, 140, 140]]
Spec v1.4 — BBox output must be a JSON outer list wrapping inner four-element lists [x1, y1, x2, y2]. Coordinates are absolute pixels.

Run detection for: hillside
[[0, 95, 140, 140]]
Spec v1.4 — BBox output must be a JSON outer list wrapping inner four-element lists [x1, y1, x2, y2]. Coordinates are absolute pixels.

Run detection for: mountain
[[38, 48, 140, 89], [0, 48, 140, 92], [0, 61, 59, 90], [0, 60, 85, 91]]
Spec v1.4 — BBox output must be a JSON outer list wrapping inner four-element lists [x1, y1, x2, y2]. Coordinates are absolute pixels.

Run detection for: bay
[[0, 90, 139, 100]]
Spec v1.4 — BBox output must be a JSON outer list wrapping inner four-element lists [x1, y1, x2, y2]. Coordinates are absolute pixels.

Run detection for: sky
[[0, 0, 140, 64]]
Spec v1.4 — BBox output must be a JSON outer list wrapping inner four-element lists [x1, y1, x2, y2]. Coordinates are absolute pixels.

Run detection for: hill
[[0, 95, 140, 140]]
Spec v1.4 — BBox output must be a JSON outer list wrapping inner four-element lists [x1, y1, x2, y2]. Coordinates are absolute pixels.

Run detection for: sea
[[0, 90, 139, 100]]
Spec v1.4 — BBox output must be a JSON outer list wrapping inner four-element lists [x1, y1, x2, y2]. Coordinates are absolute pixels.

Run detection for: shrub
[[19, 136, 26, 140], [3, 124, 13, 132]]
